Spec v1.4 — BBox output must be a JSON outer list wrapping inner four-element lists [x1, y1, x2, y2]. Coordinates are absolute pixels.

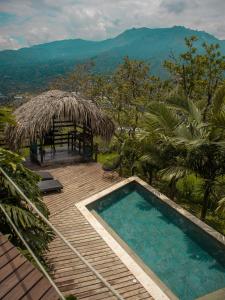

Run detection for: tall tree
[[49, 60, 95, 94], [164, 36, 203, 99], [107, 57, 152, 135], [164, 36, 225, 105], [103, 57, 153, 175], [201, 42, 225, 120]]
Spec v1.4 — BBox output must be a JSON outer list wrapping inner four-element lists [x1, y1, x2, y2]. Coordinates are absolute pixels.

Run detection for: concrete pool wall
[[76, 176, 225, 300]]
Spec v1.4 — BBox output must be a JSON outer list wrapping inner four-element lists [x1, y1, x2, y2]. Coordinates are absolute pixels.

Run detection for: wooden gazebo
[[7, 90, 114, 165]]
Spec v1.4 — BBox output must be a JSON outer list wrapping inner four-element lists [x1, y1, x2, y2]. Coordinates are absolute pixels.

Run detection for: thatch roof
[[7, 90, 115, 149]]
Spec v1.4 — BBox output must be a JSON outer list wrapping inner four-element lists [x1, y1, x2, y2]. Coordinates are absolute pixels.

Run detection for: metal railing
[[0, 167, 124, 300], [0, 204, 66, 300]]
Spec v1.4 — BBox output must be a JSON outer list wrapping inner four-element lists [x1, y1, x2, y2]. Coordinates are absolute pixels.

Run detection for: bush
[[102, 154, 121, 171]]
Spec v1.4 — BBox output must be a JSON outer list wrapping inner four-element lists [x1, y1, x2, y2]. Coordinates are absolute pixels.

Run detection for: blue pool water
[[89, 182, 225, 300]]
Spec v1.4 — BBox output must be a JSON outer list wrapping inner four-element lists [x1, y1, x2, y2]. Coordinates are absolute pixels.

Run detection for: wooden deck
[[41, 163, 153, 300]]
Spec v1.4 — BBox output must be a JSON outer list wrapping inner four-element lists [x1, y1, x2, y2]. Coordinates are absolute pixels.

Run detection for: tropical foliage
[[0, 107, 54, 265], [3, 35, 225, 236], [143, 86, 225, 220], [84, 36, 225, 230]]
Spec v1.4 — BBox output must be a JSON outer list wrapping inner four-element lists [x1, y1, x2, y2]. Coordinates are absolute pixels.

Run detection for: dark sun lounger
[[36, 171, 54, 181], [38, 179, 63, 193]]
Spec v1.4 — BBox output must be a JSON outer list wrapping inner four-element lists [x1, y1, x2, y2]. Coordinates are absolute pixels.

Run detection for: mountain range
[[0, 26, 225, 96]]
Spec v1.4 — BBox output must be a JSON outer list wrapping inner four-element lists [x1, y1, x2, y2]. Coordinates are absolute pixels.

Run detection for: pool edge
[[76, 176, 225, 300], [133, 176, 225, 248]]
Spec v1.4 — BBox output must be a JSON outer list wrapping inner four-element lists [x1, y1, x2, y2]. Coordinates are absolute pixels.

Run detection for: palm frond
[[159, 166, 192, 181], [139, 153, 160, 167], [216, 197, 225, 214], [187, 100, 202, 124], [146, 102, 180, 135], [166, 94, 189, 113], [211, 111, 225, 130], [212, 85, 225, 114], [0, 203, 46, 230]]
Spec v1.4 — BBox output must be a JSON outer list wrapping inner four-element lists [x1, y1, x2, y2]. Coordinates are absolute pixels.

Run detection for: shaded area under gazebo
[[7, 90, 114, 166]]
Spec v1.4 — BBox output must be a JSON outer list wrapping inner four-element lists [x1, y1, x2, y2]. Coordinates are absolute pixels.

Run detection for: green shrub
[[102, 154, 121, 171], [98, 152, 118, 165]]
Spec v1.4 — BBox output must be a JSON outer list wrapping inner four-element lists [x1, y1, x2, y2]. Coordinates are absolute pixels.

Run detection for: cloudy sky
[[0, 0, 225, 50]]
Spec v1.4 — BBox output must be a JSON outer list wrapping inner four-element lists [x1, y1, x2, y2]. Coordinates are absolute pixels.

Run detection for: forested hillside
[[1, 26, 225, 95]]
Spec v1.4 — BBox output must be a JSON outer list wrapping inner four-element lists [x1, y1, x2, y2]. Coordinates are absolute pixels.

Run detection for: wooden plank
[[35, 162, 152, 299]]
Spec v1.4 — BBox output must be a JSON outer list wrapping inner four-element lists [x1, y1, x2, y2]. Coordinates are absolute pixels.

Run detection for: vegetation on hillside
[[1, 27, 225, 96], [53, 36, 225, 233], [1, 35, 225, 236]]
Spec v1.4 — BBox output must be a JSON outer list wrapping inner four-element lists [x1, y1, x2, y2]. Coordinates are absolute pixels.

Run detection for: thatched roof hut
[[7, 90, 115, 149]]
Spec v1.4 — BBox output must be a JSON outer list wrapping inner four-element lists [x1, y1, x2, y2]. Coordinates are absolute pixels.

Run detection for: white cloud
[[0, 35, 21, 49], [0, 0, 224, 50]]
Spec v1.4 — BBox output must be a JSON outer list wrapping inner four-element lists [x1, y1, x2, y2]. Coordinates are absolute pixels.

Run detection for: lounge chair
[[38, 179, 63, 193], [36, 171, 54, 181]]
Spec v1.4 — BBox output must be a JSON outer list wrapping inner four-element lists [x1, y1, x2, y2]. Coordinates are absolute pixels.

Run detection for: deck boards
[[41, 163, 153, 299]]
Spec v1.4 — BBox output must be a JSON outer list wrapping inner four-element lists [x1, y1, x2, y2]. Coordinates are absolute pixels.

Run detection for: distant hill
[[0, 26, 225, 95]]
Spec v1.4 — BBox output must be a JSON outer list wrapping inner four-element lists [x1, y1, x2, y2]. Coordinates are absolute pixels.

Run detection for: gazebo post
[[73, 122, 77, 151], [52, 116, 56, 156], [29, 139, 38, 162], [90, 132, 94, 159], [83, 123, 86, 157], [94, 143, 98, 162], [40, 135, 44, 163]]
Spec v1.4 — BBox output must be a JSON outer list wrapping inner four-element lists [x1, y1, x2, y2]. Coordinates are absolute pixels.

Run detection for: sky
[[0, 0, 225, 50]]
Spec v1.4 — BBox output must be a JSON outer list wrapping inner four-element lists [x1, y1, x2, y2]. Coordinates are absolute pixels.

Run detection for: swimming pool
[[77, 177, 225, 300]]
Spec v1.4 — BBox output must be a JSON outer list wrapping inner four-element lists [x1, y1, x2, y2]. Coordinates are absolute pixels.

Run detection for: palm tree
[[142, 85, 225, 221]]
